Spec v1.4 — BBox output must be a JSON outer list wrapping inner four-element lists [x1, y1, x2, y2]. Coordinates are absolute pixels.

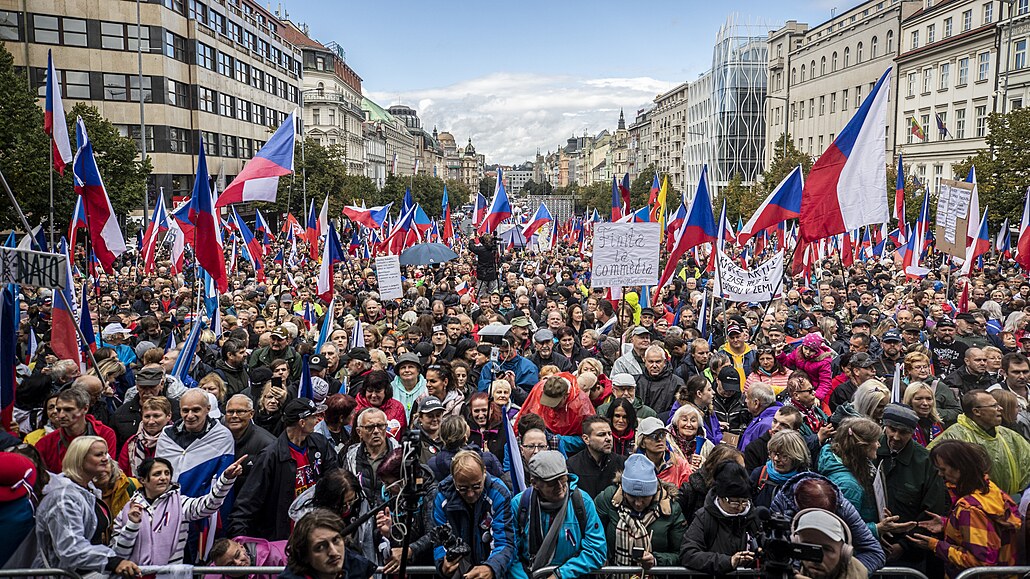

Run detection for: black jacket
[[470, 238, 499, 282], [232, 422, 276, 490], [680, 490, 762, 575], [111, 394, 181, 449], [527, 350, 574, 373], [712, 392, 749, 435], [228, 431, 339, 540], [278, 548, 376, 579], [635, 366, 684, 415], [214, 359, 251, 397], [566, 449, 625, 498], [942, 365, 995, 395]]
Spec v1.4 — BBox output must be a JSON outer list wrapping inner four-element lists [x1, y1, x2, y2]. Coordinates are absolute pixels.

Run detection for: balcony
[[769, 56, 785, 70]]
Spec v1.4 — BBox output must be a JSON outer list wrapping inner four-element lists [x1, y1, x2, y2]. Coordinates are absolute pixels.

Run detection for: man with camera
[[432, 450, 514, 579], [509, 451, 606, 579], [792, 509, 867, 579]]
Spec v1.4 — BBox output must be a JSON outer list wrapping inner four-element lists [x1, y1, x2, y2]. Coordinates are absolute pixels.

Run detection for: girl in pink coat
[[777, 332, 835, 402]]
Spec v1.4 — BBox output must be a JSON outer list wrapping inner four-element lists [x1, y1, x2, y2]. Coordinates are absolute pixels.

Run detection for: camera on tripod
[[755, 507, 823, 579], [430, 524, 471, 563]]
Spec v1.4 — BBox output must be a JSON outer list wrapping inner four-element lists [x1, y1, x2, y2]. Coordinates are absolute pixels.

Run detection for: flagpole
[[0, 167, 101, 376], [49, 145, 54, 249]]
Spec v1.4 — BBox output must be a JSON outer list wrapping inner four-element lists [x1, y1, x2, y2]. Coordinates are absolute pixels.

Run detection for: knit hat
[[712, 461, 752, 499], [134, 341, 157, 360], [621, 454, 658, 497], [802, 332, 824, 349], [0, 453, 36, 502]]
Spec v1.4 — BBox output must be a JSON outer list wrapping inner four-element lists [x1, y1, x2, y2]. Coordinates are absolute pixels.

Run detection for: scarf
[[528, 493, 568, 572], [913, 419, 943, 447], [613, 499, 659, 565], [130, 427, 162, 477], [763, 460, 801, 485], [612, 429, 635, 455], [792, 400, 825, 434]]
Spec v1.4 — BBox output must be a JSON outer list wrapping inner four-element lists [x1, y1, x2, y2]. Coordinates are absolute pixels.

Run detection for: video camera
[[430, 524, 471, 563], [754, 507, 823, 579]]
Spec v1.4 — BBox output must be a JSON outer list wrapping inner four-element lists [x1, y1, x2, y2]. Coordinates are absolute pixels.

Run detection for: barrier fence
[[529, 566, 930, 579], [954, 568, 1030, 579]]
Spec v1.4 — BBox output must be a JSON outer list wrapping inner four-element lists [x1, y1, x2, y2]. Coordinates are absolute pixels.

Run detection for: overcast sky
[[285, 0, 863, 164]]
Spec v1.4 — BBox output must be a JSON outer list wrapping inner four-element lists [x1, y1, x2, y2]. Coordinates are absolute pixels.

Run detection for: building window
[[842, 88, 849, 110], [906, 117, 914, 144], [64, 71, 90, 98], [956, 108, 966, 138], [984, 2, 993, 23], [855, 85, 863, 108], [928, 24, 936, 44], [975, 105, 987, 136], [923, 68, 933, 93], [819, 95, 826, 115], [188, 0, 207, 23], [102, 73, 126, 100], [937, 111, 947, 138], [167, 79, 188, 108], [978, 52, 990, 81], [328, 108, 335, 126], [198, 87, 215, 113], [236, 99, 250, 122], [218, 93, 233, 117], [253, 104, 265, 126], [168, 127, 189, 153], [962, 10, 972, 31], [127, 25, 149, 52], [312, 108, 320, 125], [0, 11, 20, 40], [844, 47, 850, 67], [908, 72, 917, 96], [229, 21, 242, 43], [830, 92, 837, 113], [217, 52, 232, 77], [818, 135, 824, 152], [911, 30, 919, 50], [221, 134, 236, 158], [958, 57, 969, 84], [118, 125, 155, 151], [196, 42, 214, 69], [857, 42, 863, 63], [800, 64, 806, 82], [921, 114, 931, 140], [871, 36, 878, 58], [887, 30, 894, 54], [809, 98, 814, 117], [1013, 98, 1024, 109], [101, 22, 124, 50], [33, 15, 86, 46], [944, 17, 953, 38], [129, 75, 151, 102], [239, 137, 254, 159], [165, 31, 187, 62], [211, 10, 225, 35], [1020, 0, 1029, 15], [164, 0, 185, 15], [939, 62, 950, 89], [202, 131, 218, 156], [1017, 40, 1027, 70], [798, 100, 804, 119], [832, 51, 838, 71], [250, 68, 262, 90], [791, 67, 797, 84], [235, 61, 249, 84]]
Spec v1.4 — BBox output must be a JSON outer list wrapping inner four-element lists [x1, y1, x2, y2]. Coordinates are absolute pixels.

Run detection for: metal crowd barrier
[[954, 568, 1030, 579], [134, 565, 441, 576], [531, 565, 931, 579], [0, 571, 84, 579]]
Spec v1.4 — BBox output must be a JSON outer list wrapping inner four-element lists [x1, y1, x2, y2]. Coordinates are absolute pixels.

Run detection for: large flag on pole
[[215, 112, 295, 206], [73, 118, 127, 273], [441, 186, 454, 244], [343, 203, 392, 229], [189, 139, 228, 292], [737, 165, 803, 245], [478, 168, 511, 233], [800, 68, 892, 241], [894, 155, 906, 222], [657, 165, 717, 292], [0, 287, 15, 428], [1017, 186, 1030, 271], [44, 50, 73, 175], [51, 238, 79, 363], [965, 166, 981, 246], [960, 206, 990, 276], [141, 192, 169, 273], [316, 221, 345, 302]]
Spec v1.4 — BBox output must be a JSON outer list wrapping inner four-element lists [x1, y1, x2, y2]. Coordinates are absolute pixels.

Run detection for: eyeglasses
[[224, 409, 253, 416], [721, 498, 750, 508], [644, 431, 667, 442], [360, 423, 388, 431], [793, 388, 814, 394], [455, 480, 485, 494], [521, 443, 548, 451], [974, 403, 1002, 410]]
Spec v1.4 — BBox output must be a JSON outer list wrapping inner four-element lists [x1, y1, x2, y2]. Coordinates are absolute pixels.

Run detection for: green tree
[[271, 138, 347, 216], [479, 177, 496, 198], [714, 172, 757, 223], [759, 133, 813, 194], [953, 107, 1030, 223], [886, 162, 932, 224], [630, 164, 679, 210]]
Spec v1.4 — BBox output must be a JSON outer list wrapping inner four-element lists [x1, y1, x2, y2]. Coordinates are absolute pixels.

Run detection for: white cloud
[[367, 72, 678, 166]]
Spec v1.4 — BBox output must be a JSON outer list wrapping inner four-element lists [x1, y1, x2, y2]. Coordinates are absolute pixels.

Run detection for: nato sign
[[0, 247, 68, 290]]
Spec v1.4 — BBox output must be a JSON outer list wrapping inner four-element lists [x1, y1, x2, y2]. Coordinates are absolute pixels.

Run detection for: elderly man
[[35, 383, 118, 472], [343, 347, 373, 396], [829, 352, 877, 412], [596, 373, 658, 420], [930, 390, 1030, 496], [737, 382, 782, 451], [929, 318, 968, 377], [229, 398, 338, 540], [612, 326, 652, 378], [528, 329, 574, 372], [248, 326, 302, 379], [343, 407, 399, 499], [223, 393, 276, 490], [635, 345, 684, 415], [111, 365, 182, 447], [872, 330, 905, 380], [509, 451, 606, 579]]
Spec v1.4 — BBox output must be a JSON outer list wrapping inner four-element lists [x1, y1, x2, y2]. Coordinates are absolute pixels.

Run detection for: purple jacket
[[737, 402, 783, 451], [202, 536, 288, 579]]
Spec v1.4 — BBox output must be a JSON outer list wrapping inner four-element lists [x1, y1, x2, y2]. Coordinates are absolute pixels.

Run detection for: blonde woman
[[903, 382, 944, 446], [852, 379, 891, 423]]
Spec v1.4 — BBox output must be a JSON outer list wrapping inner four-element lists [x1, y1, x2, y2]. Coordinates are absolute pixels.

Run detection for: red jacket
[[353, 394, 407, 440], [35, 414, 118, 473]]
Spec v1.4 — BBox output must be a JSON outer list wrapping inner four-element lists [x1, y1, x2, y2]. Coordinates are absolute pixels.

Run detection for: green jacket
[[875, 435, 947, 523], [929, 414, 1030, 496], [592, 483, 686, 565], [596, 397, 657, 422], [248, 345, 302, 380]]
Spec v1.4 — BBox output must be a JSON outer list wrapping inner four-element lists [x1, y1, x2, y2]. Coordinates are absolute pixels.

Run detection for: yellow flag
[[656, 175, 668, 240]]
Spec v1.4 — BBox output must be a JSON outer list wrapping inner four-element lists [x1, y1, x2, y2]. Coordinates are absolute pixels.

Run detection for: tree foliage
[[954, 107, 1030, 223], [568, 164, 679, 216], [479, 177, 496, 198], [522, 179, 553, 196], [886, 162, 933, 225], [381, 173, 470, 219], [759, 133, 813, 195], [713, 172, 756, 223]]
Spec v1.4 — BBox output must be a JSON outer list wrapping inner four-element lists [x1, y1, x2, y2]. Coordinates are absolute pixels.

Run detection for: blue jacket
[[769, 471, 885, 575], [433, 474, 515, 579], [737, 402, 782, 451], [478, 356, 539, 394], [816, 444, 879, 537], [508, 476, 607, 579]]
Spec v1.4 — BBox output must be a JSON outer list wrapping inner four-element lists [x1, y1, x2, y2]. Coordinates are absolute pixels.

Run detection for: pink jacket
[[203, 536, 287, 579], [778, 346, 834, 401]]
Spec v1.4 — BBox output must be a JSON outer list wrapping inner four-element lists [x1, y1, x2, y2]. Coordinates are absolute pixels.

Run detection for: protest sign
[[590, 222, 660, 288], [713, 250, 784, 302], [0, 247, 68, 289], [375, 254, 403, 300]]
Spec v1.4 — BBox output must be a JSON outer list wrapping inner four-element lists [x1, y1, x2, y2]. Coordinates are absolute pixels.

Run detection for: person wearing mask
[[566, 415, 625, 498], [432, 450, 514, 579], [594, 453, 686, 568], [911, 440, 1022, 579], [36, 386, 118, 473], [111, 455, 245, 565], [792, 509, 869, 579], [34, 436, 141, 578], [223, 394, 276, 490], [342, 407, 399, 500], [279, 509, 376, 579], [509, 451, 607, 579], [229, 398, 338, 540], [635, 345, 684, 415], [875, 404, 948, 569], [929, 390, 1030, 497], [679, 461, 761, 575]]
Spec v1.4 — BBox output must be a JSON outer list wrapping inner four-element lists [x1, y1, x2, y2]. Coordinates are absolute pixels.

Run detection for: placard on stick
[[590, 222, 660, 288], [935, 179, 973, 258]]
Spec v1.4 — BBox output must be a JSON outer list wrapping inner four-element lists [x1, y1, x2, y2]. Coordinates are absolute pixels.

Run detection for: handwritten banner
[[714, 250, 784, 302], [375, 255, 403, 300], [590, 223, 660, 288], [0, 247, 68, 289]]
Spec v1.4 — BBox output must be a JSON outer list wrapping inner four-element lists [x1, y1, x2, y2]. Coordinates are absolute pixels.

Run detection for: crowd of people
[[2, 228, 1030, 579]]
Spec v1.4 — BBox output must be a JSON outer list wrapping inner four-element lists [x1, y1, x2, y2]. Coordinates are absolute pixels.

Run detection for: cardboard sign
[[713, 250, 784, 302], [0, 247, 69, 289], [935, 179, 973, 257], [375, 255, 403, 300], [590, 223, 660, 288]]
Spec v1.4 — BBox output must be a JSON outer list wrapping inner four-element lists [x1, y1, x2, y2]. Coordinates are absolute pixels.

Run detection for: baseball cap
[[528, 450, 568, 482], [793, 509, 849, 543], [631, 326, 653, 337], [539, 377, 570, 408], [717, 366, 741, 391], [936, 317, 955, 328], [282, 398, 325, 423], [851, 317, 871, 327], [725, 322, 744, 336], [135, 366, 165, 387], [279, 293, 294, 303], [881, 329, 903, 343], [534, 328, 554, 343], [0, 453, 37, 502], [638, 416, 668, 437], [344, 347, 371, 363], [418, 396, 445, 414], [308, 354, 327, 371], [432, 324, 446, 335], [510, 316, 532, 327], [395, 352, 422, 370], [270, 326, 290, 340], [102, 323, 131, 337], [639, 308, 656, 318], [902, 323, 922, 334], [849, 352, 875, 368]]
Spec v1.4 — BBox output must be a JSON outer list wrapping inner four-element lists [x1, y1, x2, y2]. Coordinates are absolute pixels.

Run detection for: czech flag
[[413, 203, 433, 233], [522, 202, 552, 239], [903, 188, 931, 278], [232, 207, 265, 281], [188, 139, 228, 292], [254, 209, 272, 251], [441, 186, 453, 244], [68, 195, 88, 253], [305, 199, 320, 260], [141, 192, 169, 273], [611, 176, 623, 221], [317, 221, 345, 302], [44, 50, 73, 175], [51, 238, 80, 364], [478, 168, 511, 234], [1017, 186, 1030, 271], [738, 165, 803, 245], [402, 187, 414, 216], [78, 280, 96, 358], [996, 217, 1011, 258], [343, 203, 392, 229], [167, 218, 186, 275], [73, 117, 126, 273], [0, 286, 15, 429], [800, 68, 891, 241], [618, 173, 631, 215], [171, 197, 195, 242], [666, 201, 687, 251], [895, 154, 906, 222], [473, 192, 488, 226], [657, 165, 717, 291], [215, 112, 295, 206], [960, 205, 990, 275]]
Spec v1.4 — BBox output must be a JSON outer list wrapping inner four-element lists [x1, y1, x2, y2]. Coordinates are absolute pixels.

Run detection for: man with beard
[[249, 326, 302, 380], [566, 416, 625, 497], [871, 330, 904, 380]]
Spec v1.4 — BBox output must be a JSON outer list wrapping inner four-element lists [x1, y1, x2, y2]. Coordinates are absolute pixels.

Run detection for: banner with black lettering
[[713, 250, 784, 302], [590, 222, 660, 288]]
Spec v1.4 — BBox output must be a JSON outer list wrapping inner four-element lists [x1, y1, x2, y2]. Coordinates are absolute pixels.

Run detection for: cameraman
[[792, 509, 867, 579], [432, 450, 515, 579]]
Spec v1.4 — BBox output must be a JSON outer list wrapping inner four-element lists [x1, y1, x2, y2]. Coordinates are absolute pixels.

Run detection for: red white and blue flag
[[232, 208, 265, 281], [317, 221, 345, 302], [1018, 187, 1030, 271], [44, 50, 73, 175], [441, 186, 454, 244], [0, 286, 15, 428], [522, 202, 552, 239], [738, 165, 803, 245], [658, 165, 717, 291], [478, 168, 511, 234], [473, 192, 488, 226], [800, 68, 892, 241], [68, 195, 88, 253], [189, 139, 228, 292], [996, 217, 1011, 258], [305, 199, 320, 260], [73, 117, 126, 273], [51, 238, 80, 364], [903, 188, 931, 277], [78, 280, 96, 358], [141, 193, 169, 273], [215, 112, 295, 206], [895, 154, 906, 222], [611, 176, 623, 221], [960, 205, 990, 275], [343, 203, 392, 229]]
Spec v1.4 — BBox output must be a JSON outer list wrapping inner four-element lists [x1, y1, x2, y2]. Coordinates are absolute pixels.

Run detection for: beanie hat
[[621, 454, 659, 497], [712, 461, 752, 499], [802, 332, 824, 350]]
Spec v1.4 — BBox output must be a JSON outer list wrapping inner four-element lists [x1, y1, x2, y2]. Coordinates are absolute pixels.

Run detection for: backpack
[[516, 486, 588, 556]]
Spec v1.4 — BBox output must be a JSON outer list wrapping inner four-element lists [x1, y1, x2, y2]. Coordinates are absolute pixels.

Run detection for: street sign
[[0, 247, 69, 289]]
